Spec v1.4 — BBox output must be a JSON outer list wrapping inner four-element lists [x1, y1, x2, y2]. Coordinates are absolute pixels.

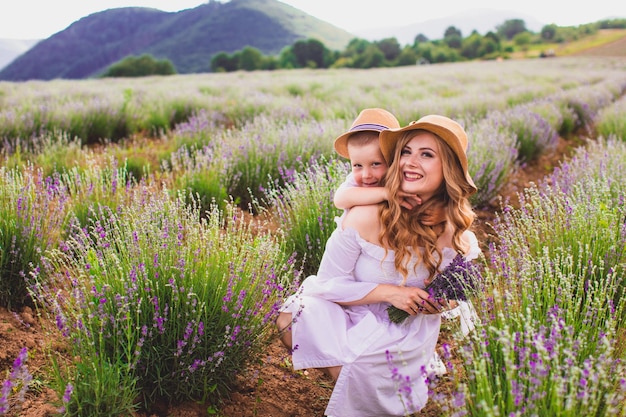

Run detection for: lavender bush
[[259, 156, 348, 275], [466, 114, 519, 207], [595, 95, 626, 141], [29, 188, 301, 412], [165, 145, 230, 215], [458, 305, 626, 416], [441, 138, 626, 415], [58, 156, 136, 229], [553, 79, 625, 134], [0, 165, 67, 308], [502, 105, 559, 162], [220, 115, 340, 209], [0, 348, 32, 416]]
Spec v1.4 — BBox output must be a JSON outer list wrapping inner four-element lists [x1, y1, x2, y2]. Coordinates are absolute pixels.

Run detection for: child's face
[[347, 141, 388, 187]]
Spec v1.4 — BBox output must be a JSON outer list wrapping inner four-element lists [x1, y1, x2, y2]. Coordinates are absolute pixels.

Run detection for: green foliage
[[447, 138, 626, 416], [596, 96, 626, 140], [290, 38, 332, 68], [0, 166, 67, 308], [101, 54, 176, 78], [259, 157, 347, 275], [185, 17, 626, 73], [497, 19, 528, 40], [541, 24, 558, 40], [31, 192, 299, 408], [59, 157, 135, 230], [167, 145, 230, 215], [210, 52, 239, 72], [1, 131, 86, 177], [512, 31, 533, 49], [52, 354, 139, 417], [238, 46, 265, 71]]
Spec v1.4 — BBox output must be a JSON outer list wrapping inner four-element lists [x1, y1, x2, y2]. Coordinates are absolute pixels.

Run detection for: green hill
[[0, 0, 354, 81]]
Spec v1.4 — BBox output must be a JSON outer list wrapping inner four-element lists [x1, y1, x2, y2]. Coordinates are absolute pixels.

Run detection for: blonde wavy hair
[[378, 129, 475, 284]]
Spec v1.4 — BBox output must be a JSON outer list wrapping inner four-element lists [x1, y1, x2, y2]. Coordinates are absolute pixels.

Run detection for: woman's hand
[[387, 286, 446, 316]]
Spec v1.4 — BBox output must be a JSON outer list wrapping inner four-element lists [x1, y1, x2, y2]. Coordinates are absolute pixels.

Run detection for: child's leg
[[275, 312, 293, 349]]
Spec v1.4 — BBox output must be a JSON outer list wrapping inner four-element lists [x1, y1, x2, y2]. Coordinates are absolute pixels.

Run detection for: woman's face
[[398, 132, 443, 202]]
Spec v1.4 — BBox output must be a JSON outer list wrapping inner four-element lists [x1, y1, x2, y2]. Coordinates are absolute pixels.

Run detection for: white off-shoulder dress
[[280, 218, 480, 417]]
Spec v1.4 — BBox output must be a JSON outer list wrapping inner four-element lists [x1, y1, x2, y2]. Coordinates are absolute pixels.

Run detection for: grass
[[510, 29, 626, 58]]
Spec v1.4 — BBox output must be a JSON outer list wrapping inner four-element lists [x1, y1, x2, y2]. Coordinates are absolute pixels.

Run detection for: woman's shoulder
[[341, 204, 381, 242]]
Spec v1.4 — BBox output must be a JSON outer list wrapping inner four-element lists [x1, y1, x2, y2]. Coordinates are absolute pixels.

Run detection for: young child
[[333, 108, 420, 212]]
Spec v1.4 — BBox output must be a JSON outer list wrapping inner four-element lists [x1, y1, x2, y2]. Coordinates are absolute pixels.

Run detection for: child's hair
[[346, 131, 380, 153]]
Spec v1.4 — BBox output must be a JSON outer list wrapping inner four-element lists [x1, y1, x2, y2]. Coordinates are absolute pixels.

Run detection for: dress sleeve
[[299, 225, 378, 303], [463, 230, 481, 261]]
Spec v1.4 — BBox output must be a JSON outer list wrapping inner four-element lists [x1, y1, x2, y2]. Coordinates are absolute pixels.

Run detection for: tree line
[[209, 18, 626, 72], [101, 18, 626, 77]]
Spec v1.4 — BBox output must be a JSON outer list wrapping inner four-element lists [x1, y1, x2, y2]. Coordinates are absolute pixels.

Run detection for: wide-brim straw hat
[[333, 108, 400, 158], [379, 114, 477, 194]]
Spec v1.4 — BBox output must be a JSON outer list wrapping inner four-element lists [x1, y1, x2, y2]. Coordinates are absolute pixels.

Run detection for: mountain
[[0, 38, 40, 70], [355, 8, 545, 45], [0, 0, 354, 81]]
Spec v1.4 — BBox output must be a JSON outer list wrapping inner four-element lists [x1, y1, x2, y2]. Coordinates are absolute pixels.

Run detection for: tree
[[239, 46, 264, 71], [444, 26, 463, 49], [396, 47, 418, 66], [444, 26, 462, 38], [344, 38, 371, 55], [497, 19, 528, 40], [484, 31, 501, 45], [354, 44, 385, 68], [291, 39, 329, 68], [210, 52, 239, 72], [460, 33, 483, 59], [540, 24, 558, 41], [413, 33, 429, 46], [375, 38, 401, 61], [101, 54, 176, 77], [513, 32, 533, 50]]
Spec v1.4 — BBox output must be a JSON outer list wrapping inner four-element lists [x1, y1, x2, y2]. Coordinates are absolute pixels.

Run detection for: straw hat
[[379, 114, 477, 194], [333, 108, 400, 158]]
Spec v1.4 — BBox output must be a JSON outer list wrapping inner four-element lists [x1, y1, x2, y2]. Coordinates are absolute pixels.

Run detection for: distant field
[[571, 29, 626, 56], [511, 29, 626, 58]]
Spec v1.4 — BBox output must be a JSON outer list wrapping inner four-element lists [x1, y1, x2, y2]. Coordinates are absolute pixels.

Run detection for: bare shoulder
[[342, 204, 381, 242]]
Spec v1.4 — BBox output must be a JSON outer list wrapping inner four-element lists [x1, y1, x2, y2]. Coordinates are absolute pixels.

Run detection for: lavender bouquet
[[387, 253, 483, 324]]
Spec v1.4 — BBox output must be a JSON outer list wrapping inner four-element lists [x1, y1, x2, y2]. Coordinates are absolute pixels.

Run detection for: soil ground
[[0, 132, 577, 417]]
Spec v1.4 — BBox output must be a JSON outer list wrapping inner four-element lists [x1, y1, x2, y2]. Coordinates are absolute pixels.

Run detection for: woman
[[276, 114, 481, 416]]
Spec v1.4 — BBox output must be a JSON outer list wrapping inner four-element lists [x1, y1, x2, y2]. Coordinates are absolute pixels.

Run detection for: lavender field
[[1, 56, 626, 416]]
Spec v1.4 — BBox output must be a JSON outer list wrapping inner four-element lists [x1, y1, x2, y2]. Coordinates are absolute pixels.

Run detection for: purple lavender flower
[[387, 254, 482, 324]]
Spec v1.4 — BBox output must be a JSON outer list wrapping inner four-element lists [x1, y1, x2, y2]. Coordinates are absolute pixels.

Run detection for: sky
[[1, 0, 624, 40]]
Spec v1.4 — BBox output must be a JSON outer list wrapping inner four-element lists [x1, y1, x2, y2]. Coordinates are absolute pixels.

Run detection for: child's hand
[[398, 192, 421, 209]]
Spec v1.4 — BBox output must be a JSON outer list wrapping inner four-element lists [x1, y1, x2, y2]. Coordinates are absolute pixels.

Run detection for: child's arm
[[335, 186, 422, 210], [334, 186, 388, 210]]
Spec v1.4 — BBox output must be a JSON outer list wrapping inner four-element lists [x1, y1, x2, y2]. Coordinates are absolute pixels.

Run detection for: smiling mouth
[[404, 172, 423, 180], [362, 182, 379, 187]]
